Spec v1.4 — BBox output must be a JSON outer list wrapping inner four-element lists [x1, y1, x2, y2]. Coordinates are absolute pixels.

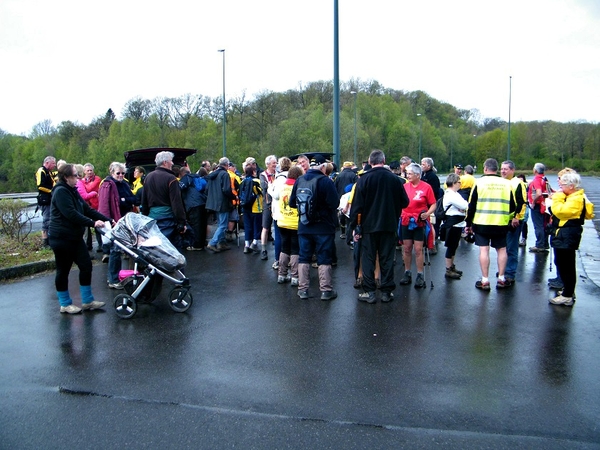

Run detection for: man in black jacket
[[350, 150, 409, 303], [334, 161, 358, 239]]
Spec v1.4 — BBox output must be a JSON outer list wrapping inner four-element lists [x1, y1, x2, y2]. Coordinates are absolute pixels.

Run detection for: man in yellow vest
[[501, 160, 527, 286], [465, 158, 516, 290]]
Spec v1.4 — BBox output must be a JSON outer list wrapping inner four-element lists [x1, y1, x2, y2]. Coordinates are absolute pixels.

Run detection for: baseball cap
[[310, 154, 328, 166]]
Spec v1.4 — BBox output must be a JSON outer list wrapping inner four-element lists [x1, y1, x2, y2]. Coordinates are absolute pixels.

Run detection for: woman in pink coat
[[77, 163, 102, 251]]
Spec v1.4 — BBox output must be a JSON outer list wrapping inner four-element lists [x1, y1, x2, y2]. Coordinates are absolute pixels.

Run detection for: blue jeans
[[298, 233, 334, 265], [505, 222, 523, 279], [210, 211, 229, 246], [531, 206, 548, 248]]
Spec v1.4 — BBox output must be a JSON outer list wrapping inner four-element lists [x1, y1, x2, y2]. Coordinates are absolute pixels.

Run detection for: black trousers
[[361, 231, 396, 293], [49, 237, 93, 292], [553, 247, 576, 297]]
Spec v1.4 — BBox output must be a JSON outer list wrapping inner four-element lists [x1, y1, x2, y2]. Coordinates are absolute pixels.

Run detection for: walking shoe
[[340, 233, 346, 239], [291, 278, 299, 286], [445, 268, 461, 279], [277, 275, 291, 284], [547, 277, 560, 284], [60, 304, 82, 314], [225, 231, 235, 242], [557, 290, 577, 300], [297, 290, 310, 299], [428, 246, 438, 255], [260, 250, 268, 260], [321, 290, 338, 301], [108, 282, 124, 290], [450, 264, 463, 276], [414, 273, 426, 289], [549, 294, 574, 306], [186, 246, 204, 251], [311, 262, 318, 268], [548, 280, 565, 290], [475, 279, 491, 290], [206, 244, 221, 253], [399, 271, 412, 285], [496, 278, 512, 289], [217, 242, 231, 251], [381, 292, 394, 303], [519, 238, 526, 247], [82, 301, 105, 310], [102, 254, 109, 263], [249, 243, 260, 253], [529, 246, 545, 253], [272, 261, 279, 270], [243, 246, 252, 254], [505, 277, 515, 284], [358, 291, 377, 304]]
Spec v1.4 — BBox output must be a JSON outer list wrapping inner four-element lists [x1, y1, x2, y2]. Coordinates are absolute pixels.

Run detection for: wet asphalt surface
[[2, 177, 600, 449]]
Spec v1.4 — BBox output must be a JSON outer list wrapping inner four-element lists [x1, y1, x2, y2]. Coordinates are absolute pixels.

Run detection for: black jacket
[[49, 182, 110, 241]]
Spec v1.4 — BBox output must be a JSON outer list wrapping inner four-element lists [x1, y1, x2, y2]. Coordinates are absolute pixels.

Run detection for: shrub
[[0, 199, 35, 243]]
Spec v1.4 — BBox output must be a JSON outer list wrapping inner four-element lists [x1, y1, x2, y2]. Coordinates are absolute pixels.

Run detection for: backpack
[[239, 178, 259, 209], [434, 196, 451, 222], [193, 175, 206, 193], [296, 174, 323, 225]]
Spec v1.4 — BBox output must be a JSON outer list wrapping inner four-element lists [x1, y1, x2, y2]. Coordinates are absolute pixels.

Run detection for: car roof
[[124, 147, 197, 170]]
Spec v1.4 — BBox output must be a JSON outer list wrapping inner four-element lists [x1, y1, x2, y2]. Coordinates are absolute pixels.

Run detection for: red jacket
[[77, 175, 101, 210]]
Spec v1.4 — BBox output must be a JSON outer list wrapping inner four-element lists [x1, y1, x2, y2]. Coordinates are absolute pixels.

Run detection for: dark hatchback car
[[123, 147, 197, 180]]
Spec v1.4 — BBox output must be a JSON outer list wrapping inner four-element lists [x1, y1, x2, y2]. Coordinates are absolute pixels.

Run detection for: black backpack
[[434, 197, 451, 222], [239, 178, 259, 209], [296, 174, 323, 225]]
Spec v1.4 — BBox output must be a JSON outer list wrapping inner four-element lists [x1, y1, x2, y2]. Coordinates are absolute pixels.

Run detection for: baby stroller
[[102, 213, 192, 319]]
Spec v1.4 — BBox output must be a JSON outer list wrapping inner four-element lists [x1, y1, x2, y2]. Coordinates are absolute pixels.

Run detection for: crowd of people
[[36, 150, 595, 314]]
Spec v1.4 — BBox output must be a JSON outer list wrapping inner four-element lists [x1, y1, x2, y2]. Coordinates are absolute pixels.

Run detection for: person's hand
[[93, 220, 105, 228]]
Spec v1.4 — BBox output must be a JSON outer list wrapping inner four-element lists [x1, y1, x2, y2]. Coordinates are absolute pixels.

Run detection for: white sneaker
[[291, 278, 299, 286], [60, 304, 82, 314], [108, 282, 124, 290], [82, 301, 105, 310]]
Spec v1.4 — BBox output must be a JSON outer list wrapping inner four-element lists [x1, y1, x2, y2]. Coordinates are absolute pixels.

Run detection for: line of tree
[[1, 78, 599, 194]]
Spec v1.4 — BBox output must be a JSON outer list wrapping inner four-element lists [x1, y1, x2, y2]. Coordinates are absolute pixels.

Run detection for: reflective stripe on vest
[[473, 176, 513, 226]]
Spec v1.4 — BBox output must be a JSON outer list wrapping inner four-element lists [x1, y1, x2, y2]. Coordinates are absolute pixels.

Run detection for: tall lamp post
[[507, 75, 512, 160], [218, 49, 226, 157], [417, 113, 423, 162], [351, 91, 357, 164], [449, 124, 453, 171]]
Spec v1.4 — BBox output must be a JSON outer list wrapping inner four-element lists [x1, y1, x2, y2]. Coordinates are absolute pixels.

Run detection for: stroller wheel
[[168, 287, 193, 313], [114, 294, 137, 319]]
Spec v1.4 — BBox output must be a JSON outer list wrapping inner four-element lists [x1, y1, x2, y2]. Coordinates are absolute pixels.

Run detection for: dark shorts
[[262, 204, 273, 229], [474, 232, 507, 249], [401, 225, 425, 242]]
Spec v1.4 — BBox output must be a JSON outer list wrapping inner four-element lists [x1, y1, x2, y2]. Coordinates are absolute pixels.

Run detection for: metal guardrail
[[0, 193, 38, 206]]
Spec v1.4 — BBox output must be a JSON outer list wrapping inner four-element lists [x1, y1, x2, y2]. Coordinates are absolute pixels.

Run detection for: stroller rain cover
[[111, 213, 186, 272]]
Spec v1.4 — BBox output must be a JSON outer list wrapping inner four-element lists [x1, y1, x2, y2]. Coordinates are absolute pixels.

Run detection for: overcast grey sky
[[1, 0, 599, 135]]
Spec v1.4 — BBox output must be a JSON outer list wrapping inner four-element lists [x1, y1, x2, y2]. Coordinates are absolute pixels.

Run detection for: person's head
[[454, 164, 463, 175], [483, 158, 499, 174], [43, 156, 57, 170], [287, 165, 304, 180], [179, 166, 190, 177], [155, 151, 175, 169], [533, 162, 546, 175], [134, 166, 146, 179], [198, 167, 208, 177], [500, 160, 516, 179], [83, 163, 95, 179], [58, 163, 78, 187], [218, 157, 229, 169], [244, 164, 255, 178], [517, 173, 527, 183], [278, 156, 292, 172], [265, 155, 277, 172], [400, 156, 412, 169], [464, 164, 474, 175], [109, 162, 126, 181], [557, 167, 575, 178], [421, 157, 434, 172], [558, 172, 581, 195], [297, 155, 310, 172], [445, 173, 461, 191], [56, 159, 67, 170], [406, 162, 422, 184], [310, 154, 328, 172], [343, 161, 354, 170], [74, 164, 85, 179], [368, 149, 385, 166], [228, 162, 237, 172], [243, 157, 256, 173]]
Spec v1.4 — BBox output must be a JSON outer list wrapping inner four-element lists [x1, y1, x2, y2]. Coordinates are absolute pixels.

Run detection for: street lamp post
[[417, 113, 423, 162], [351, 91, 357, 164], [218, 49, 226, 157], [507, 75, 512, 160], [449, 124, 453, 171]]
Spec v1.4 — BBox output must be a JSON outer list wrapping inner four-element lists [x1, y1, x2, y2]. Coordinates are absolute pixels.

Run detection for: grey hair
[[218, 157, 230, 167], [406, 163, 422, 177], [44, 156, 56, 164], [421, 157, 434, 168], [464, 165, 474, 174], [265, 155, 277, 165], [83, 163, 94, 171], [502, 160, 515, 170], [534, 162, 546, 174], [155, 151, 174, 167], [559, 172, 581, 189], [400, 156, 412, 165], [369, 149, 385, 166], [484, 158, 499, 172], [109, 162, 125, 174], [445, 173, 461, 187]]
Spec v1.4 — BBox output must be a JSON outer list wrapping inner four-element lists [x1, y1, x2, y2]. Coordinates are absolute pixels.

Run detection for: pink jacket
[[77, 175, 101, 210]]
